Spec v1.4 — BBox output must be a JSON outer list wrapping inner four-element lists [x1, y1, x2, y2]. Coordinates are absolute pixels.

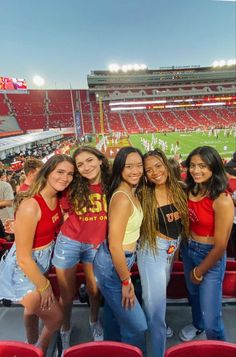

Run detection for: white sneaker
[[179, 324, 204, 341], [166, 325, 174, 338], [89, 320, 104, 341], [60, 328, 72, 350]]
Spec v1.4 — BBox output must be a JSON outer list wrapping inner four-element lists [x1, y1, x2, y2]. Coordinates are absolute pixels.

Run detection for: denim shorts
[[0, 241, 54, 302], [52, 232, 99, 269]]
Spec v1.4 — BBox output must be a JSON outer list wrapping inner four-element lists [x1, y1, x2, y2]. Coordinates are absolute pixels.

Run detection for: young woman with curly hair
[[52, 146, 111, 351], [137, 148, 189, 357]]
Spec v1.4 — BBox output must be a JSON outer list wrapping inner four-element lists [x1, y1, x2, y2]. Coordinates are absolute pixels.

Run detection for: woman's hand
[[190, 267, 203, 285], [122, 282, 135, 309], [39, 284, 55, 311]]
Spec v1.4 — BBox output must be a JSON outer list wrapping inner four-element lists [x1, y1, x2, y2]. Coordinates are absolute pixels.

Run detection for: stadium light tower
[[33, 75, 45, 88]]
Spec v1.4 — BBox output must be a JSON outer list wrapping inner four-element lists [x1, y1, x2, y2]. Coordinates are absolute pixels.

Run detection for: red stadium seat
[[48, 259, 236, 302], [48, 263, 86, 299], [63, 341, 143, 357], [165, 340, 236, 357], [0, 340, 43, 356], [0, 238, 14, 258], [223, 262, 236, 298]]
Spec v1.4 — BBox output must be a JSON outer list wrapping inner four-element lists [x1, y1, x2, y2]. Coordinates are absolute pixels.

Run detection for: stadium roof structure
[[87, 64, 236, 91]]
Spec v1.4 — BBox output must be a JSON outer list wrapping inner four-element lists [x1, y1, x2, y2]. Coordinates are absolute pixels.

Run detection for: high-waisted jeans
[[180, 239, 226, 340], [137, 237, 181, 357], [94, 242, 147, 352]]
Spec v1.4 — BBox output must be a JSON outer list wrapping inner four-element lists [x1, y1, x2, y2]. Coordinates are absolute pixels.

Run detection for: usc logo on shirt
[[52, 212, 59, 223], [76, 193, 107, 215]]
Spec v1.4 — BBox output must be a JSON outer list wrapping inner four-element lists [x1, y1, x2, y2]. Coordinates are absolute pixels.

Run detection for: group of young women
[[0, 144, 234, 357]]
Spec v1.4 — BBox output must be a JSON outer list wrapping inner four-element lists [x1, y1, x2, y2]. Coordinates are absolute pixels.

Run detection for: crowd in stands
[[0, 142, 235, 357]]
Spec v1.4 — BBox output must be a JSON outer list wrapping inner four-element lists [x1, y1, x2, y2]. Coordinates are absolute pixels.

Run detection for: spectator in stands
[[137, 148, 189, 357], [52, 146, 110, 351], [0, 154, 75, 353], [94, 146, 147, 353], [19, 158, 43, 192], [0, 170, 7, 181], [6, 171, 18, 195], [179, 146, 234, 342], [0, 170, 14, 227], [225, 165, 236, 260]]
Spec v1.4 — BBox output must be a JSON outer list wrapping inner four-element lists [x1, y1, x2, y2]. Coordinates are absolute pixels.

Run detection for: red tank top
[[32, 194, 63, 248], [188, 196, 214, 237]]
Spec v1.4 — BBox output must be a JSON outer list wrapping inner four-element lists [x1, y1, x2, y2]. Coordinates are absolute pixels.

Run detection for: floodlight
[[140, 64, 147, 70], [212, 60, 219, 67], [121, 65, 128, 72], [108, 64, 120, 72], [33, 75, 45, 87], [219, 60, 226, 67], [227, 59, 236, 66]]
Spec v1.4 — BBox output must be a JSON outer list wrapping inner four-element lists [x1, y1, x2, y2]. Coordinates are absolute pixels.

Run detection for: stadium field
[[129, 130, 236, 159]]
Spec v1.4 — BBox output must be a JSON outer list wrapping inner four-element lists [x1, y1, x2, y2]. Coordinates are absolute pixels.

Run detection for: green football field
[[129, 130, 236, 159]]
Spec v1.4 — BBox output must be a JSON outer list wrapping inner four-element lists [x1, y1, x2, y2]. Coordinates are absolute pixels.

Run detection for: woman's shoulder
[[17, 197, 40, 215], [213, 192, 234, 209], [110, 190, 132, 211]]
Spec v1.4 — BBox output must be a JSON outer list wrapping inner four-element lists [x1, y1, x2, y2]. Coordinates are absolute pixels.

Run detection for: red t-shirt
[[227, 178, 236, 194], [60, 183, 108, 245], [33, 194, 63, 248]]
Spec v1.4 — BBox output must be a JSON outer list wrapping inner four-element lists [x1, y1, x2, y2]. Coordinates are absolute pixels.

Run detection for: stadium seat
[[48, 263, 86, 299], [63, 341, 143, 357], [0, 238, 14, 258], [223, 260, 236, 298], [165, 340, 236, 357], [0, 340, 43, 356]]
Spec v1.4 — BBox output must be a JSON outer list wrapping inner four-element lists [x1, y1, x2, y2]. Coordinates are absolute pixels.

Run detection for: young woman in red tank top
[[179, 146, 234, 342], [0, 154, 75, 354]]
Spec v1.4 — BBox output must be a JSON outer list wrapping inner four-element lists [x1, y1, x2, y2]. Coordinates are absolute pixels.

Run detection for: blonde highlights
[[139, 149, 189, 252]]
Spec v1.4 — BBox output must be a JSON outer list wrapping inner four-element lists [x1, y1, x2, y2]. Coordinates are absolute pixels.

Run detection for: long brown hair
[[69, 146, 111, 213], [140, 149, 189, 251], [15, 154, 75, 210]]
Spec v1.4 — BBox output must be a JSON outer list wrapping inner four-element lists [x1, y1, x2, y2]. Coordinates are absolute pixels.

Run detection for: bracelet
[[122, 277, 132, 286], [38, 279, 50, 293], [192, 267, 203, 282]]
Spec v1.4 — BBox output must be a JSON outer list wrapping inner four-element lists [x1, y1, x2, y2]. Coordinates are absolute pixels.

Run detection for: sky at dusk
[[1, 0, 235, 89]]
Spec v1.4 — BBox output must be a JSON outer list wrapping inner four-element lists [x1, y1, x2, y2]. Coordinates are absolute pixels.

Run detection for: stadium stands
[[0, 89, 235, 135]]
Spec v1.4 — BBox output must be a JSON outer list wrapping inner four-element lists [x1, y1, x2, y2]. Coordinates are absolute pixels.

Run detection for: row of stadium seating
[[0, 91, 235, 134]]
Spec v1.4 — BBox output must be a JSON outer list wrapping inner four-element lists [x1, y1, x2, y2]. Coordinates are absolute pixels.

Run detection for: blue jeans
[[180, 239, 226, 340], [94, 242, 147, 352], [137, 237, 180, 357]]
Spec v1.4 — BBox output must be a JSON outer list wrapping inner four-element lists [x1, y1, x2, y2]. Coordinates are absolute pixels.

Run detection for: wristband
[[122, 277, 132, 286], [192, 267, 203, 282], [38, 279, 50, 293]]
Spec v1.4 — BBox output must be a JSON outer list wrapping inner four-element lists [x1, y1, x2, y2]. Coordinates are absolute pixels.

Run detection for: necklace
[[156, 200, 180, 261], [156, 199, 181, 240]]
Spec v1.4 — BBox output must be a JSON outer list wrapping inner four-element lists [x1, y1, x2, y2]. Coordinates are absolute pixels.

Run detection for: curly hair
[[139, 149, 189, 252], [185, 146, 228, 200], [15, 154, 75, 210], [68, 146, 111, 213]]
